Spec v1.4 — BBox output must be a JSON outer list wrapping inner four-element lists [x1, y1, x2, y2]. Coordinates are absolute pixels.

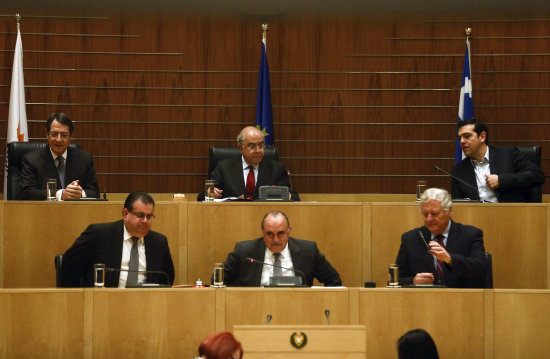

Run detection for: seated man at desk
[[395, 188, 487, 288], [451, 118, 545, 202], [222, 211, 342, 286], [20, 112, 99, 200], [210, 126, 300, 201], [60, 191, 175, 287]]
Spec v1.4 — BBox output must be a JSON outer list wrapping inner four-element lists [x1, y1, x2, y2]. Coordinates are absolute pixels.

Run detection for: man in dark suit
[[222, 211, 342, 286], [451, 118, 544, 202], [60, 191, 175, 287], [395, 188, 487, 288], [210, 126, 299, 201], [20, 112, 99, 200]]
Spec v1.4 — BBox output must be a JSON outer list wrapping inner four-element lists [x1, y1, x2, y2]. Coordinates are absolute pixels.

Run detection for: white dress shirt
[[118, 225, 147, 288], [471, 149, 498, 203], [260, 244, 294, 286]]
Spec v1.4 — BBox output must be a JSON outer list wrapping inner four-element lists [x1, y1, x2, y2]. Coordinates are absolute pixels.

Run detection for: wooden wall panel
[[1, 12, 550, 195]]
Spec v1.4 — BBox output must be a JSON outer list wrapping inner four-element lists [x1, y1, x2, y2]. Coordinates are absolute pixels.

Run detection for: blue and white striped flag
[[455, 38, 474, 164]]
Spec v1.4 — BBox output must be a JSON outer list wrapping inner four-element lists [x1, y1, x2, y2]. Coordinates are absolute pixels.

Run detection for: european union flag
[[456, 40, 474, 164], [255, 41, 274, 146]]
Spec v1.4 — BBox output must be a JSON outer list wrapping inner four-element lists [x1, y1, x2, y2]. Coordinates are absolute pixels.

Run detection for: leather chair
[[54, 254, 63, 287], [6, 142, 80, 200], [197, 146, 280, 201], [515, 145, 542, 203], [208, 146, 279, 175]]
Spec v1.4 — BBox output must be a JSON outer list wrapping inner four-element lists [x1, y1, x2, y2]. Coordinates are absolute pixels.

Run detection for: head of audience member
[[457, 118, 489, 162], [419, 188, 452, 236], [45, 112, 74, 156], [237, 126, 265, 167], [198, 332, 243, 359], [261, 211, 291, 254], [397, 328, 439, 359], [122, 191, 155, 238]]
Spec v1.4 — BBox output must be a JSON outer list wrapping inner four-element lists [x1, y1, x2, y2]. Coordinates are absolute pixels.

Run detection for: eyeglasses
[[130, 211, 155, 220], [48, 132, 71, 139], [245, 143, 265, 151]]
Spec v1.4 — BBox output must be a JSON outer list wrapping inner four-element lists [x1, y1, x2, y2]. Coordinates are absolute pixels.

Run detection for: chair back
[[208, 146, 279, 175], [515, 145, 542, 203], [54, 254, 63, 287], [6, 142, 80, 200]]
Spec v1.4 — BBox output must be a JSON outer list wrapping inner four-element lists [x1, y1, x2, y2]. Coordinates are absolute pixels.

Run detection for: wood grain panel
[[1, 13, 550, 195], [359, 289, 486, 359], [92, 289, 216, 359], [0, 290, 84, 358], [494, 290, 550, 358]]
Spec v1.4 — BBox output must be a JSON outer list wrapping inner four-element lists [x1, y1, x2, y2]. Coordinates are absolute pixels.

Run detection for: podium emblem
[[290, 332, 308, 349]]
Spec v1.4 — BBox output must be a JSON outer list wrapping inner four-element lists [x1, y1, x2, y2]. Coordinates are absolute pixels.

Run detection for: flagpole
[[261, 23, 268, 47], [465, 27, 472, 81]]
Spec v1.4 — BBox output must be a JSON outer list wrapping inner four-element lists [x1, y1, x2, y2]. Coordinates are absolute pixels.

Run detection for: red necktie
[[435, 234, 445, 282], [246, 166, 255, 200]]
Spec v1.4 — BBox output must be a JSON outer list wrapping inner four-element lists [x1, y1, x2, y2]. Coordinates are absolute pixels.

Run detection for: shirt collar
[[241, 156, 258, 170], [431, 220, 451, 240], [50, 148, 67, 161], [470, 146, 489, 166], [123, 224, 143, 244]]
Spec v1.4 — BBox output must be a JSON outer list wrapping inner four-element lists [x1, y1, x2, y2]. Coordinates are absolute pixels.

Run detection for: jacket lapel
[[230, 159, 246, 195], [105, 221, 124, 286]]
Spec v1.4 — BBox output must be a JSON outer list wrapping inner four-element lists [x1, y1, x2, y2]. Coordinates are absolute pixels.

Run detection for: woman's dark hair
[[397, 328, 439, 359], [198, 332, 243, 359]]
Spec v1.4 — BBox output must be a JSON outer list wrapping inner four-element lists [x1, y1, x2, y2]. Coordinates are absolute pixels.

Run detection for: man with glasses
[[20, 112, 99, 200], [60, 191, 175, 287], [210, 126, 299, 200]]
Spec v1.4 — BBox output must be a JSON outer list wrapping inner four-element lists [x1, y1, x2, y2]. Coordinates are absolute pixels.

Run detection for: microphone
[[433, 165, 479, 192], [324, 309, 330, 325], [103, 188, 107, 200], [416, 233, 444, 285], [287, 171, 295, 199], [105, 267, 171, 287], [245, 257, 306, 282], [418, 231, 430, 250], [266, 314, 272, 325]]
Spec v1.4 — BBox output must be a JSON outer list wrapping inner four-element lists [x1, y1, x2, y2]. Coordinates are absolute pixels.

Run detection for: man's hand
[[428, 241, 452, 264], [61, 180, 83, 200], [413, 272, 434, 285], [485, 174, 499, 189], [212, 187, 223, 199]]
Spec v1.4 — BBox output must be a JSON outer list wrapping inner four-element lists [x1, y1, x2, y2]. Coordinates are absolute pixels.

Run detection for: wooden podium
[[233, 325, 366, 358]]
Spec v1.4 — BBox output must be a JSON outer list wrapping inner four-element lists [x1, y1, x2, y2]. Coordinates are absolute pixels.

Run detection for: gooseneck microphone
[[324, 309, 331, 325], [104, 267, 171, 287], [245, 257, 306, 280], [266, 314, 272, 325], [433, 165, 479, 192], [417, 232, 443, 285]]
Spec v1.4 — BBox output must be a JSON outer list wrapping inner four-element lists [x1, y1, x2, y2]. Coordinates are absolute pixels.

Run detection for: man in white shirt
[[221, 211, 341, 287], [451, 118, 544, 202], [60, 191, 175, 287]]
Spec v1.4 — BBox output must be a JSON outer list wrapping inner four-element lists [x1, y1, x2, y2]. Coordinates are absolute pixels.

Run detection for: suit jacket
[[395, 220, 487, 288], [451, 146, 545, 202], [210, 157, 300, 201], [223, 237, 342, 287], [60, 220, 175, 287], [20, 145, 99, 200]]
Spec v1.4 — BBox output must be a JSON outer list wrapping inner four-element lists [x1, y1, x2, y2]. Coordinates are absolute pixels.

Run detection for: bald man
[[210, 126, 300, 201]]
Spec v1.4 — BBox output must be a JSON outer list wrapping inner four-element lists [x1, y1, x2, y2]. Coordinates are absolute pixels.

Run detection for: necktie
[[126, 237, 139, 287], [272, 253, 282, 277], [57, 156, 66, 188], [245, 165, 255, 200], [435, 234, 445, 283]]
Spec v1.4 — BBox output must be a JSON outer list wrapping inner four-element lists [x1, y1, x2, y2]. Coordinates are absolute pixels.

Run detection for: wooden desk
[[0, 201, 548, 289], [1, 288, 549, 358]]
